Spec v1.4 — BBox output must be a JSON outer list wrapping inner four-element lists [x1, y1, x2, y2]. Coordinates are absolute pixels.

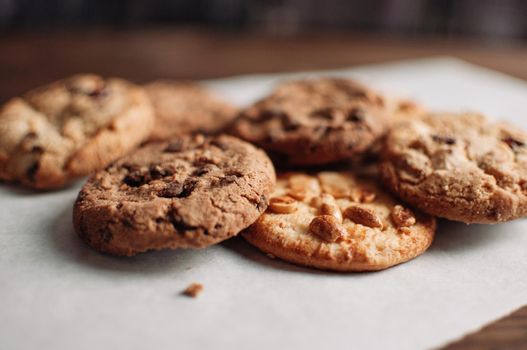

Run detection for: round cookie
[[230, 78, 391, 165], [73, 134, 276, 256], [145, 81, 238, 141], [380, 113, 527, 223], [0, 74, 154, 189], [243, 171, 436, 271]]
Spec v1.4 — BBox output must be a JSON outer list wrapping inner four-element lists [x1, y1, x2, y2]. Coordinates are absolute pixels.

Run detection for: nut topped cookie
[[243, 171, 436, 271], [145, 81, 238, 141], [0, 74, 154, 189], [380, 113, 527, 223], [230, 78, 391, 165], [73, 134, 275, 256]]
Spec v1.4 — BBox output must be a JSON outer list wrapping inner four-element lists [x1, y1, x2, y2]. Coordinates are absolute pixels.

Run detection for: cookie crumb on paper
[[182, 283, 203, 298]]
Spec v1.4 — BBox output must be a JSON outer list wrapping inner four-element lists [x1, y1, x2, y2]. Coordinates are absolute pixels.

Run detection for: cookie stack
[[2, 74, 526, 272]]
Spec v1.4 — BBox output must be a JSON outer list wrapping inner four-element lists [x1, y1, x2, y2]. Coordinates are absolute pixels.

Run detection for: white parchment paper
[[1, 58, 527, 350]]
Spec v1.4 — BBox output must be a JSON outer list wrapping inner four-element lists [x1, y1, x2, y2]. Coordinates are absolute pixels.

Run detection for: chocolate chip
[[502, 137, 525, 150], [164, 141, 184, 153], [432, 135, 456, 145], [87, 86, 108, 98], [100, 229, 113, 243], [148, 165, 173, 180], [31, 145, 43, 153], [26, 161, 40, 181], [192, 167, 211, 177], [220, 175, 238, 185], [123, 218, 134, 228], [226, 169, 243, 177], [257, 110, 288, 123], [158, 182, 188, 198], [311, 108, 335, 121], [179, 179, 197, 198], [346, 108, 365, 122], [123, 171, 145, 187], [158, 185, 179, 198], [193, 156, 217, 167], [168, 212, 197, 233], [282, 119, 301, 131]]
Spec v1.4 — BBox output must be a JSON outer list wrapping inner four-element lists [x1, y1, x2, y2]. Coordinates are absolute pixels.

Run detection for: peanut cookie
[[0, 74, 154, 189], [73, 134, 276, 256], [230, 78, 391, 165], [243, 171, 436, 271], [381, 113, 527, 223], [145, 81, 238, 141]]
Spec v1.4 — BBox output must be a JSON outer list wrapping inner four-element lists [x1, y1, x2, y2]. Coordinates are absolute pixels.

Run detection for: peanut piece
[[268, 196, 297, 214], [287, 174, 319, 200], [391, 205, 416, 227], [360, 190, 376, 203], [318, 203, 343, 224], [343, 205, 383, 228], [310, 194, 343, 223], [308, 215, 346, 242]]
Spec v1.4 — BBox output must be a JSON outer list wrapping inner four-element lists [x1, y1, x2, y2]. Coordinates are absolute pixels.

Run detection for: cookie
[[230, 78, 391, 165], [243, 171, 436, 271], [73, 134, 276, 256], [145, 81, 238, 141], [0, 74, 154, 189], [380, 113, 527, 223]]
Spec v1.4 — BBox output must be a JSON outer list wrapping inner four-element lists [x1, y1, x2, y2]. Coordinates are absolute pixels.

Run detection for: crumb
[[266, 253, 276, 259], [182, 283, 203, 298]]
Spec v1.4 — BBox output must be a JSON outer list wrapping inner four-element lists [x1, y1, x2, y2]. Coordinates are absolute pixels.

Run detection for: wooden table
[[1, 28, 526, 348], [2, 27, 527, 102]]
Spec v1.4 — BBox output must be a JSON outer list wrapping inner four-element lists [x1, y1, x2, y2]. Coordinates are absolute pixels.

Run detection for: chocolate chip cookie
[[0, 74, 154, 189], [230, 78, 391, 165], [381, 113, 527, 223], [243, 171, 436, 271], [73, 134, 276, 256], [145, 81, 238, 141]]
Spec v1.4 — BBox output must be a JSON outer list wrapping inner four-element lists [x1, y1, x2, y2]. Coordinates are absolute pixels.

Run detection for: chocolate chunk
[[502, 137, 525, 150], [311, 108, 335, 121], [432, 134, 456, 145], [26, 161, 40, 181], [346, 108, 365, 122], [168, 212, 198, 233], [164, 140, 184, 153], [148, 165, 173, 180], [123, 171, 146, 187]]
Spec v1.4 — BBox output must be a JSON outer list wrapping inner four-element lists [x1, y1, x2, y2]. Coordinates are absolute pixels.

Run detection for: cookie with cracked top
[[145, 81, 238, 141], [73, 134, 276, 256], [230, 78, 391, 165], [0, 74, 154, 189], [243, 171, 436, 271], [380, 113, 527, 223]]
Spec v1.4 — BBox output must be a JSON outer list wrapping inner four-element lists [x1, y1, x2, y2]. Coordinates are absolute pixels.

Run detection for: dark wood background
[[2, 28, 527, 103], [0, 28, 526, 349]]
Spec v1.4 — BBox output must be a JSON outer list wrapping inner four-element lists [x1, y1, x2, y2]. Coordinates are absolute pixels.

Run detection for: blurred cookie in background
[[145, 81, 238, 141]]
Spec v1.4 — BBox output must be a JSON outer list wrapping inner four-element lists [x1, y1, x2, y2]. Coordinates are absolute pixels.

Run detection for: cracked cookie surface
[[0, 74, 154, 189], [242, 171, 435, 271], [380, 113, 527, 223], [73, 134, 276, 256], [145, 81, 238, 141], [230, 78, 391, 165]]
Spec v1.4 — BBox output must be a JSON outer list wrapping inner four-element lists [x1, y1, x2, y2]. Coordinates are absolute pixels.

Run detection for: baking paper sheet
[[1, 58, 527, 350]]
